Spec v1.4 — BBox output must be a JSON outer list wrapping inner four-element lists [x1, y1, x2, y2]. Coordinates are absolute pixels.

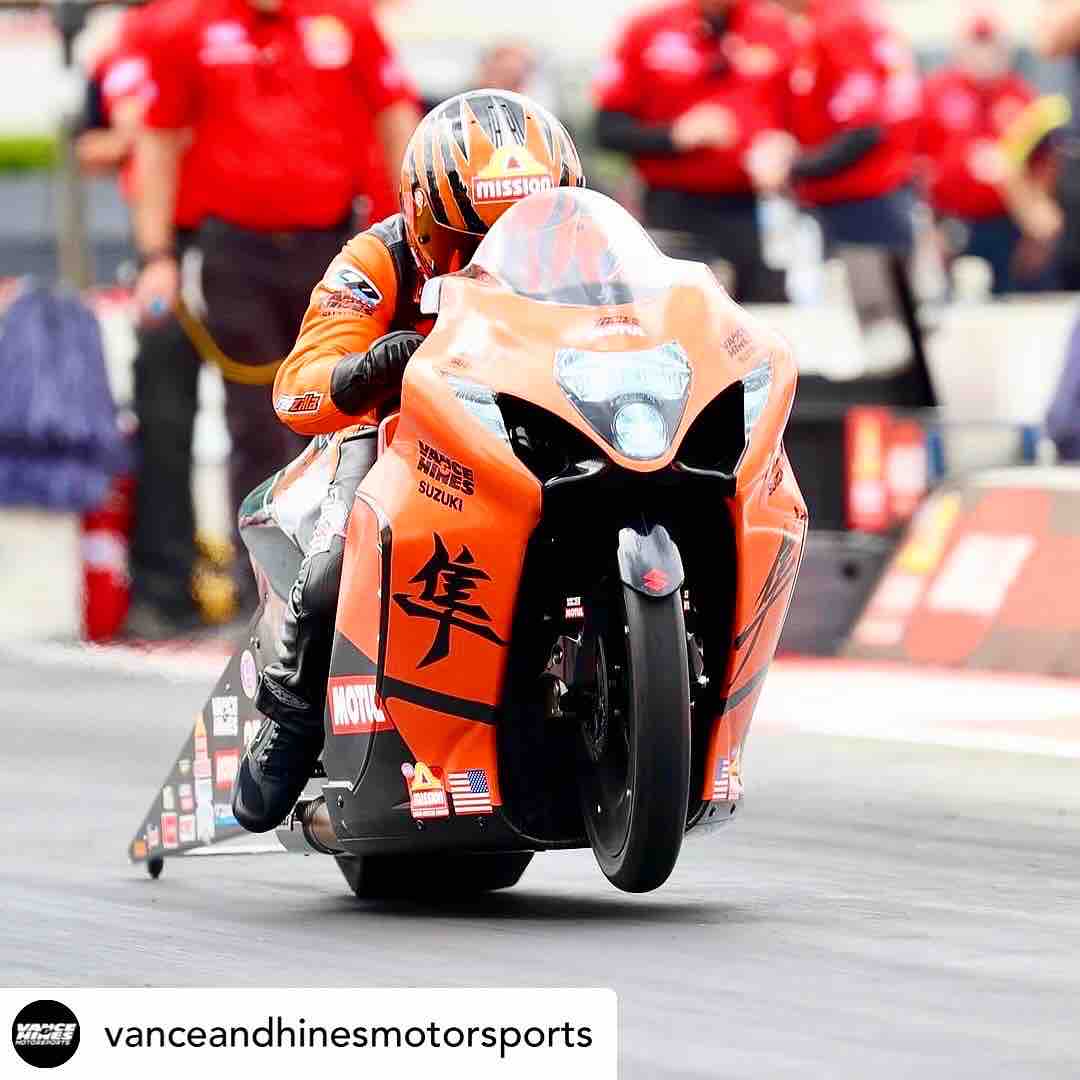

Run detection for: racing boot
[[232, 572, 333, 833]]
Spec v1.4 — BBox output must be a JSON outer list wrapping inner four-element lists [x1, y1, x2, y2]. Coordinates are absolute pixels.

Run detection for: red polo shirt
[[920, 67, 1036, 220], [788, 0, 921, 206], [93, 8, 204, 228], [593, 0, 795, 195], [141, 0, 417, 230]]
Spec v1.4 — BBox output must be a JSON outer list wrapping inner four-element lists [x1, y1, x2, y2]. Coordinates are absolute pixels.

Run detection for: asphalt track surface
[[2, 651, 1079, 1078]]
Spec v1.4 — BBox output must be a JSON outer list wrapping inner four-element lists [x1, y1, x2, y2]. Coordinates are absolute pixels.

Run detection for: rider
[[232, 90, 585, 833]]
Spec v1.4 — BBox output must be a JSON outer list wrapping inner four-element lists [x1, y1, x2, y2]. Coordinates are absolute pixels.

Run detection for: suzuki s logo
[[328, 676, 392, 736], [12, 1000, 81, 1068]]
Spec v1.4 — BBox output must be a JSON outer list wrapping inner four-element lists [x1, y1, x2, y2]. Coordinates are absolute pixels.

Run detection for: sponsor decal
[[199, 21, 256, 66], [214, 749, 241, 791], [393, 533, 507, 668], [565, 595, 584, 620], [211, 695, 239, 738], [214, 803, 239, 828], [194, 713, 208, 758], [319, 292, 375, 318], [713, 757, 731, 801], [642, 30, 702, 75], [733, 534, 799, 679], [299, 14, 352, 69], [11, 1000, 81, 1069], [275, 391, 323, 416], [447, 769, 493, 815], [178, 783, 194, 813], [161, 813, 179, 849], [146, 824, 161, 850], [161, 786, 175, 812], [177, 758, 191, 777], [591, 315, 645, 340], [418, 480, 464, 513], [642, 568, 670, 594], [326, 264, 383, 307], [178, 814, 196, 844], [926, 533, 1034, 618], [417, 439, 475, 495], [401, 762, 449, 820], [472, 145, 553, 204], [102, 56, 149, 100], [328, 675, 392, 736], [240, 650, 258, 699], [768, 455, 785, 496], [193, 757, 212, 781], [723, 327, 751, 358], [132, 839, 147, 859]]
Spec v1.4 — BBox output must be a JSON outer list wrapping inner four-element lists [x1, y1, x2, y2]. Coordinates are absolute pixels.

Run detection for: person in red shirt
[[920, 14, 1039, 293], [79, 6, 209, 639], [775, 0, 922, 254], [132, 0, 420, 609], [592, 0, 796, 302]]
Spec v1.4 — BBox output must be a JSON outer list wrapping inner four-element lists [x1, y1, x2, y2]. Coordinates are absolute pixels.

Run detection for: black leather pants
[[255, 431, 378, 727]]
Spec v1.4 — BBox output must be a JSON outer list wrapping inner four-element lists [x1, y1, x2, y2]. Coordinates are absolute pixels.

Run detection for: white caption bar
[[1, 988, 617, 1080]]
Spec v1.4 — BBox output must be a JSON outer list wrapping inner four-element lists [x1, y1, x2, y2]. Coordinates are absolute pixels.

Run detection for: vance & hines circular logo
[[11, 999, 81, 1069]]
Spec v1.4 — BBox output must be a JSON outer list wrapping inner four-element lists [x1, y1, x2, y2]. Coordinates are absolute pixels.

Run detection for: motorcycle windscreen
[[463, 186, 675, 307]]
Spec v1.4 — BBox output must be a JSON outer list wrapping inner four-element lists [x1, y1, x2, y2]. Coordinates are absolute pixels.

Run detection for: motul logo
[[15, 1024, 77, 1047], [329, 677, 391, 735]]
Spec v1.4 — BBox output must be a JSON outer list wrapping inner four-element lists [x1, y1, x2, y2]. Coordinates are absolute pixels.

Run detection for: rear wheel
[[334, 852, 533, 899], [577, 583, 691, 893]]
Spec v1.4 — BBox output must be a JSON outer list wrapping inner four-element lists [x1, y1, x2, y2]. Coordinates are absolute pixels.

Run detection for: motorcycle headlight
[[742, 362, 772, 439], [555, 342, 691, 461]]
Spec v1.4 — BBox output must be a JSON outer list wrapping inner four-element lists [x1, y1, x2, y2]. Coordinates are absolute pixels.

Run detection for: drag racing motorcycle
[[129, 188, 807, 895]]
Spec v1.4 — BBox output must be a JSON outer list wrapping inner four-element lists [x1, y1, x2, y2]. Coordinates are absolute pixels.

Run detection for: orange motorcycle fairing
[[323, 365, 542, 848]]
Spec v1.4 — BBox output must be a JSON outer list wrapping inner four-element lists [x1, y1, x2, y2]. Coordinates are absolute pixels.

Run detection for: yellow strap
[[999, 94, 1073, 169], [175, 301, 284, 386]]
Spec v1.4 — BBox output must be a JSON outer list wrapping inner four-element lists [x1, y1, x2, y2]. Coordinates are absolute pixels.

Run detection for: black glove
[[330, 331, 425, 416]]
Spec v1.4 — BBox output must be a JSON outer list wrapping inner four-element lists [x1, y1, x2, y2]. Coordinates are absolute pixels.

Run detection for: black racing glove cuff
[[329, 331, 425, 416]]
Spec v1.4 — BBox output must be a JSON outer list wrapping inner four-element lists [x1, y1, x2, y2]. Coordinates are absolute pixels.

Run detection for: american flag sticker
[[447, 769, 493, 815], [713, 758, 731, 802]]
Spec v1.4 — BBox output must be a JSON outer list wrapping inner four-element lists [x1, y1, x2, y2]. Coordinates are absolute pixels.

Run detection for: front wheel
[[577, 583, 691, 893]]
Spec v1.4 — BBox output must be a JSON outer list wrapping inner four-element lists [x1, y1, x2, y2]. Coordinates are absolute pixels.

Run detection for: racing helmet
[[400, 89, 585, 279]]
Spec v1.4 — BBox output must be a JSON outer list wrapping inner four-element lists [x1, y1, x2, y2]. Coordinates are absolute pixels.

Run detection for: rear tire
[[578, 584, 691, 893], [335, 852, 533, 899]]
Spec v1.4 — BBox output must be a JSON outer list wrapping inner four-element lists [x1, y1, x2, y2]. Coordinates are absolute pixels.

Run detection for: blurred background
[[2, 0, 1080, 676]]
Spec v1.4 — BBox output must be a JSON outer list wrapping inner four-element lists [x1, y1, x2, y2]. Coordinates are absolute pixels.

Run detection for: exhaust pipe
[[276, 796, 344, 855], [302, 797, 344, 854]]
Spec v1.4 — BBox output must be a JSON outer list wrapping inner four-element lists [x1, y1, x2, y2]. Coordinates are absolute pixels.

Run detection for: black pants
[[196, 216, 354, 598], [130, 230, 202, 618], [643, 188, 786, 303], [263, 432, 377, 714]]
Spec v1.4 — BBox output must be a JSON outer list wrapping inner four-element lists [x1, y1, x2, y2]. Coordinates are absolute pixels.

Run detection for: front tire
[[578, 584, 691, 893]]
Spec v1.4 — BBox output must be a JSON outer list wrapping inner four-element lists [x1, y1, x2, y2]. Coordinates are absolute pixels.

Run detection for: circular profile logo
[[11, 1000, 80, 1069]]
